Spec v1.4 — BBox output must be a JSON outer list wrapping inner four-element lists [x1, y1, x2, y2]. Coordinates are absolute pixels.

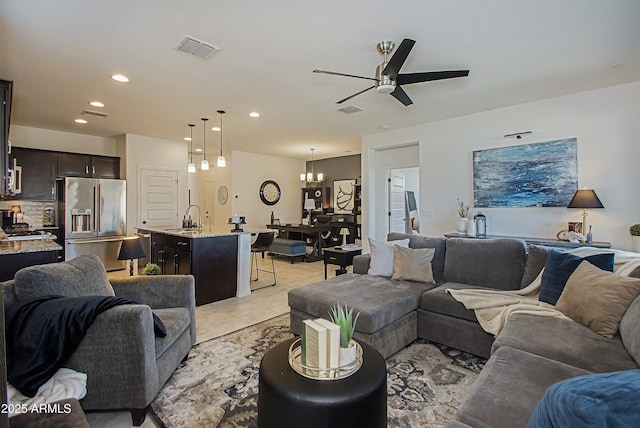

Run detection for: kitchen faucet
[[184, 204, 202, 231]]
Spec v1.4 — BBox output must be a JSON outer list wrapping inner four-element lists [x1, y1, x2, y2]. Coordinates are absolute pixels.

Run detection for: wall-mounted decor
[[473, 138, 578, 208], [334, 179, 356, 214]]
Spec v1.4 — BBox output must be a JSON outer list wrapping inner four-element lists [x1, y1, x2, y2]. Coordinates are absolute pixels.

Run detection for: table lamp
[[304, 199, 316, 225], [118, 238, 146, 276], [340, 227, 350, 246], [229, 215, 246, 232], [567, 188, 604, 240]]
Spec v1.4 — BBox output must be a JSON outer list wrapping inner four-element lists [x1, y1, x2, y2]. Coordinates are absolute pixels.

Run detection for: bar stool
[[251, 232, 277, 289]]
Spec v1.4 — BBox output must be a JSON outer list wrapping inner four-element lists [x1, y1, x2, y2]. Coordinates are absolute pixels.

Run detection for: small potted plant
[[142, 263, 161, 275], [455, 198, 469, 233], [630, 224, 640, 253], [329, 303, 360, 368]]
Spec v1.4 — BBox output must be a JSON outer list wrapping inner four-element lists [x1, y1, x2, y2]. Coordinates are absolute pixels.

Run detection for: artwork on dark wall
[[473, 138, 578, 208], [333, 179, 356, 214]]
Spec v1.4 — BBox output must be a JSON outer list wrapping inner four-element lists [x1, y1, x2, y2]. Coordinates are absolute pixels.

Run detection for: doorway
[[388, 166, 420, 234]]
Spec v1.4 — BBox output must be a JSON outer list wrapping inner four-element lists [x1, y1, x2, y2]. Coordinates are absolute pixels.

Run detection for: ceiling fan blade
[[390, 86, 413, 106], [313, 69, 379, 82], [336, 86, 375, 104], [381, 39, 416, 80], [396, 70, 470, 85]]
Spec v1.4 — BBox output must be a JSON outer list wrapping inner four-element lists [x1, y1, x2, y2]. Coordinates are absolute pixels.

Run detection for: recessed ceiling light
[[75, 119, 88, 124], [111, 74, 129, 83], [90, 101, 104, 107], [195, 148, 203, 152], [184, 137, 192, 141], [211, 126, 221, 132], [249, 112, 260, 118]]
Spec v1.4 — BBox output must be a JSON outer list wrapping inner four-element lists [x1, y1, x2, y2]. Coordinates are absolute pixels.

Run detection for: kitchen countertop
[[138, 226, 269, 238], [0, 238, 62, 255]]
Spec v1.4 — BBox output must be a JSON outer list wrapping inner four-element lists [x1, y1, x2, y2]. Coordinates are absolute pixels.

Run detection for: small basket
[[288, 338, 363, 380]]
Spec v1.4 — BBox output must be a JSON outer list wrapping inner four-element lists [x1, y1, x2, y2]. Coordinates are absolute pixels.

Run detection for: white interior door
[[389, 171, 406, 233], [139, 168, 179, 228]]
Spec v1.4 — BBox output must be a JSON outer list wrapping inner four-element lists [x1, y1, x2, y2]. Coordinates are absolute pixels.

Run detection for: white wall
[[231, 150, 305, 229], [121, 134, 189, 234], [362, 81, 640, 251], [9, 125, 117, 155]]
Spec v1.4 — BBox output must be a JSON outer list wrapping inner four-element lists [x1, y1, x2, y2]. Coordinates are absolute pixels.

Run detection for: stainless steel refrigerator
[[57, 177, 127, 271]]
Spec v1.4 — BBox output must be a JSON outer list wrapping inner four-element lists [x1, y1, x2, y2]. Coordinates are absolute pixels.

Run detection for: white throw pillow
[[367, 238, 410, 277]]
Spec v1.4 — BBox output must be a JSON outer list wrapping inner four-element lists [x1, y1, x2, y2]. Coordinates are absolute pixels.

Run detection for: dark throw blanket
[[6, 295, 167, 397]]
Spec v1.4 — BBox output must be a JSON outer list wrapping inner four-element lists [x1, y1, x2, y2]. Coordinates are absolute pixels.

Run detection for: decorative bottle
[[270, 211, 275, 225], [475, 212, 487, 237]]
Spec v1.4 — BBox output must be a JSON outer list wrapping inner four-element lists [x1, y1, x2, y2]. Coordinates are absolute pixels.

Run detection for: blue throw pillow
[[527, 370, 640, 428], [539, 251, 614, 305]]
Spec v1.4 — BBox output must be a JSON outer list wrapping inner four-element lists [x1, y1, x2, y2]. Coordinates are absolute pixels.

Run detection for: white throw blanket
[[447, 247, 640, 336], [6, 368, 87, 418]]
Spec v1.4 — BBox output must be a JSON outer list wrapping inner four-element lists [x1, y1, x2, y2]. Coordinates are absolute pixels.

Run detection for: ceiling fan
[[313, 39, 469, 106]]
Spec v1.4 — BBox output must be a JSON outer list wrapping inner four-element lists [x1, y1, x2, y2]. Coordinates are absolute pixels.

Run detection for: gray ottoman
[[288, 273, 435, 358], [270, 238, 307, 263]]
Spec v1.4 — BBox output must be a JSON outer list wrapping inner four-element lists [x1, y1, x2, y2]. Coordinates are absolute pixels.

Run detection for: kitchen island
[[139, 227, 256, 305]]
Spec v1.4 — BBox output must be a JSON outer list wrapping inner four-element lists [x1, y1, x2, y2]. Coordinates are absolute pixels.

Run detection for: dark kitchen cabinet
[[0, 249, 62, 282], [56, 153, 120, 178], [8, 147, 56, 200], [151, 232, 237, 305]]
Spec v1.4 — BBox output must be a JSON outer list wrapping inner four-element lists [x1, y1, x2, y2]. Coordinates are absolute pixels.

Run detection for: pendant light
[[200, 117, 209, 171], [216, 110, 226, 167], [187, 124, 196, 173], [300, 148, 324, 183]]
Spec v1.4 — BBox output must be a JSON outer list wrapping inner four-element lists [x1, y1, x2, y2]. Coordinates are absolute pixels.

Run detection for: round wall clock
[[217, 185, 229, 205], [259, 180, 281, 205]]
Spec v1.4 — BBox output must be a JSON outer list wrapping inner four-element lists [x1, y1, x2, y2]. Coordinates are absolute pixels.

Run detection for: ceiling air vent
[[337, 105, 364, 114], [81, 109, 109, 119], [175, 35, 220, 60]]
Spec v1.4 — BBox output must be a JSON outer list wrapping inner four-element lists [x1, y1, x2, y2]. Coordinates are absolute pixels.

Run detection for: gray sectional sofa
[[288, 233, 640, 427]]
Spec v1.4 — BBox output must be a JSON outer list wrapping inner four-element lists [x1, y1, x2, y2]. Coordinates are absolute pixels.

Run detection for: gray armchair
[[1, 255, 196, 426]]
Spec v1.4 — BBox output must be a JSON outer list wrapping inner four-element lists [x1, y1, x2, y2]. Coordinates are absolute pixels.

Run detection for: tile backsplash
[[0, 200, 56, 229]]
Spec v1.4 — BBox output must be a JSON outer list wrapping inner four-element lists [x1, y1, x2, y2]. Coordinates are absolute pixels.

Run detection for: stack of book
[[337, 243, 362, 251], [302, 318, 341, 376]]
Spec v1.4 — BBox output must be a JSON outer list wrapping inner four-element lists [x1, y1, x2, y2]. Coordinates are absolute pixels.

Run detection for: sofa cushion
[[288, 273, 433, 334], [391, 246, 435, 283], [539, 250, 614, 305], [527, 370, 640, 428], [521, 245, 553, 287], [620, 295, 640, 367], [443, 238, 527, 290], [556, 261, 640, 338], [492, 314, 639, 373], [367, 238, 409, 277], [420, 283, 489, 323], [455, 346, 591, 428], [13, 255, 115, 301], [387, 233, 447, 282]]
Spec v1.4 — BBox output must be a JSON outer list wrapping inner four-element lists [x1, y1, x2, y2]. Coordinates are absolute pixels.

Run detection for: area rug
[[150, 314, 486, 428]]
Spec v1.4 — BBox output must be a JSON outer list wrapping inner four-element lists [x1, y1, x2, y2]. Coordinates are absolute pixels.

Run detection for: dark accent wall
[[304, 154, 361, 211]]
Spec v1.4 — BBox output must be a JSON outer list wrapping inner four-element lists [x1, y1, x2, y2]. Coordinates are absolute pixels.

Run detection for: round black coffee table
[[258, 337, 387, 428]]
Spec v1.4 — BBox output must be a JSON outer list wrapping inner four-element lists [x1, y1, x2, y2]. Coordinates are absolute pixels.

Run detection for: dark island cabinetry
[[151, 232, 238, 305]]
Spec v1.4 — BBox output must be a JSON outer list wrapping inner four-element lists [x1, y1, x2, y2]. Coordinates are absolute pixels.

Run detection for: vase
[[455, 218, 468, 234], [633, 236, 640, 253], [339, 340, 357, 370]]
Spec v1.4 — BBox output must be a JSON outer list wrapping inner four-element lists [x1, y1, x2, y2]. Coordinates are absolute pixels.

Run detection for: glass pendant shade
[[300, 173, 306, 181], [201, 117, 209, 171], [216, 110, 226, 168], [188, 163, 196, 173], [187, 123, 196, 173]]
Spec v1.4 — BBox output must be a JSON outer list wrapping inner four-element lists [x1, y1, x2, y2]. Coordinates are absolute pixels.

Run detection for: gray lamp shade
[[567, 189, 604, 209], [118, 238, 146, 260]]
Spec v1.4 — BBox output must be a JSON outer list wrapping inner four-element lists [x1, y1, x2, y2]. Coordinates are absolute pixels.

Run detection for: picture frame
[[333, 179, 356, 214]]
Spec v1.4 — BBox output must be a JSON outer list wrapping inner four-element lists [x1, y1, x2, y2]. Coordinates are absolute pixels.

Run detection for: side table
[[258, 337, 387, 428], [323, 247, 362, 279]]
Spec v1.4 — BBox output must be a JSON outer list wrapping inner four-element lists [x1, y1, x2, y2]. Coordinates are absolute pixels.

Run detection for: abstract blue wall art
[[473, 138, 578, 208]]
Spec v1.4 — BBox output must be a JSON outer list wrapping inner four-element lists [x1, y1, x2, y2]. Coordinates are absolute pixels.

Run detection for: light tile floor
[[87, 255, 332, 427]]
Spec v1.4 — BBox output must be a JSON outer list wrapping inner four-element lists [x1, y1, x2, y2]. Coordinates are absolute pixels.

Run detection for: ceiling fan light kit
[[314, 38, 470, 106]]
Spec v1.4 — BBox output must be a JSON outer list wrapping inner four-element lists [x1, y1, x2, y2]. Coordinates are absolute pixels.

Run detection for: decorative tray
[[288, 338, 363, 380]]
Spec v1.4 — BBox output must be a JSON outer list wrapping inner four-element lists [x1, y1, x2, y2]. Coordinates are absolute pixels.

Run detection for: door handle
[[85, 165, 89, 174]]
